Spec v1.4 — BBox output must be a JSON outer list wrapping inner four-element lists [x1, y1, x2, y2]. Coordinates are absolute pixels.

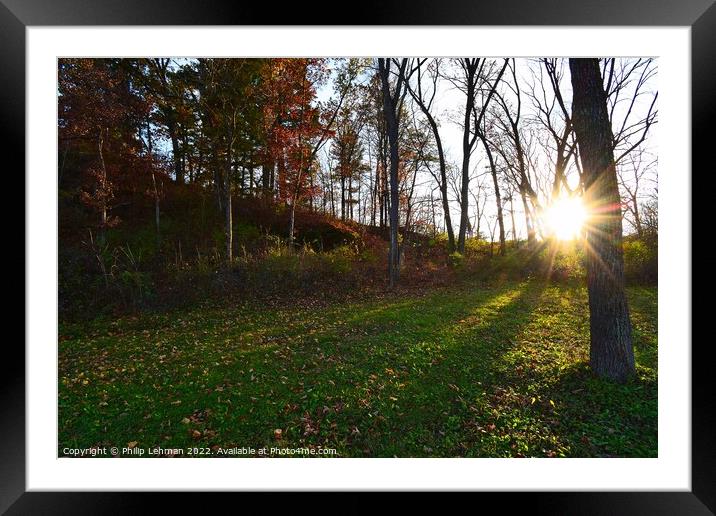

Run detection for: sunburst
[[543, 196, 587, 241]]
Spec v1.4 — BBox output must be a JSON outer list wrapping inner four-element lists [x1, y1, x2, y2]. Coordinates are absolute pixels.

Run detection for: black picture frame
[[4, 0, 712, 513]]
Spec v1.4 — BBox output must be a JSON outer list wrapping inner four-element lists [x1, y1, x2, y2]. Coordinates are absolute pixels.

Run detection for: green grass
[[58, 279, 657, 458]]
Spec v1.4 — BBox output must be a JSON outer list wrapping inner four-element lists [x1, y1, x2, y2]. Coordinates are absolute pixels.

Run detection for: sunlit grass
[[59, 279, 657, 458]]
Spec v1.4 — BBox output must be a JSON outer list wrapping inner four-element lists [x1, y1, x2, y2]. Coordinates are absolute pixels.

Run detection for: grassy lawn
[[58, 279, 657, 458]]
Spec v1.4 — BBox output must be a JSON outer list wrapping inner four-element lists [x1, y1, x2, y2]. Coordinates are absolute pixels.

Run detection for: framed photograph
[[6, 0, 712, 512]]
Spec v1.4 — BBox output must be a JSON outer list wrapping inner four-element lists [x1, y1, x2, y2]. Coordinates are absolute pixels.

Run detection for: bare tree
[[525, 58, 578, 201], [475, 113, 507, 255], [618, 148, 657, 237], [602, 58, 658, 165], [403, 59, 457, 252], [492, 60, 541, 247], [444, 59, 507, 253]]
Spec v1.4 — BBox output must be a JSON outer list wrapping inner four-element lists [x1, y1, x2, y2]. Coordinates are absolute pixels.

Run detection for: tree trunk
[[521, 190, 536, 246], [509, 196, 518, 247], [168, 119, 183, 184], [371, 159, 378, 226], [288, 201, 296, 248], [457, 65, 477, 253], [379, 59, 402, 288], [341, 175, 346, 220], [483, 138, 506, 255], [224, 139, 233, 263], [97, 127, 107, 244], [147, 117, 160, 250], [152, 172, 160, 250], [417, 98, 456, 252], [632, 195, 643, 238], [225, 168, 233, 263], [570, 58, 634, 382]]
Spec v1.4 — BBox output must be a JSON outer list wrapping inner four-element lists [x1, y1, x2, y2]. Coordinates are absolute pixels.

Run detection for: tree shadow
[[59, 279, 657, 459]]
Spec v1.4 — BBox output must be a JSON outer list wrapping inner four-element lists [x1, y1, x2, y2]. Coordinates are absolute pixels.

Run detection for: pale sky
[[317, 57, 658, 238]]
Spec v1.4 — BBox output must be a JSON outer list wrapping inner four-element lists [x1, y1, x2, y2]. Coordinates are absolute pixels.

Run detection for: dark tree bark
[[457, 59, 479, 253], [378, 58, 408, 289], [569, 58, 635, 383]]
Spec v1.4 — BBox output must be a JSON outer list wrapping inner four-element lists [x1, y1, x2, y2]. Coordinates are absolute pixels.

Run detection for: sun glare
[[544, 196, 587, 240]]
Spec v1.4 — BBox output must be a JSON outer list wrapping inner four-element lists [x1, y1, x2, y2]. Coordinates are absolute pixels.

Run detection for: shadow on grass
[[58, 280, 657, 458]]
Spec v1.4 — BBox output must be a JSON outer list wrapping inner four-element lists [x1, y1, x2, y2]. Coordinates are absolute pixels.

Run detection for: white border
[[27, 27, 690, 491]]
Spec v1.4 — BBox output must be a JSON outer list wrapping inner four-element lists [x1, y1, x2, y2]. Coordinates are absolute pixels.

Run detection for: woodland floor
[[58, 279, 657, 458]]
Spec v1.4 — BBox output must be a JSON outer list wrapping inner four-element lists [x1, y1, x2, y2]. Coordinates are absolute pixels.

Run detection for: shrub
[[324, 245, 356, 275], [623, 239, 657, 284], [448, 252, 464, 268], [463, 237, 491, 257], [548, 246, 586, 282], [428, 233, 449, 249]]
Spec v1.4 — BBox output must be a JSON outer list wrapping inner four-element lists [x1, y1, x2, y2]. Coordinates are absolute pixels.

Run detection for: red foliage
[[260, 59, 332, 207], [59, 59, 166, 229]]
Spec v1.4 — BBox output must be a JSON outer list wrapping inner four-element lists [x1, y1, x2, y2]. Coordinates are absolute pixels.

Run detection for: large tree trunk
[[570, 58, 634, 382], [379, 59, 402, 288]]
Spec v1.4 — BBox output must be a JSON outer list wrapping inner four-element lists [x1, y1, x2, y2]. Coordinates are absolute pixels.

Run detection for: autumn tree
[[194, 58, 263, 263], [570, 58, 635, 382], [59, 58, 158, 243]]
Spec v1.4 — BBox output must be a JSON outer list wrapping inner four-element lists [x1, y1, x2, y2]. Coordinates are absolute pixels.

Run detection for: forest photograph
[[58, 57, 658, 459]]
